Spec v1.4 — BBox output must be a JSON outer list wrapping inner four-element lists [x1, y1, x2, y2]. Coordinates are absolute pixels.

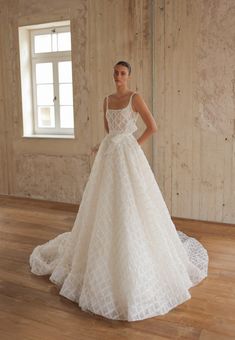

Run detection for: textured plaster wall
[[153, 0, 235, 223], [0, 0, 152, 204], [195, 0, 235, 135], [1, 0, 234, 223], [15, 154, 90, 202]]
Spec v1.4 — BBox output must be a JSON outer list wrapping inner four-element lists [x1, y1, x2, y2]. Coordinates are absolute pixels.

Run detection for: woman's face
[[113, 65, 130, 86]]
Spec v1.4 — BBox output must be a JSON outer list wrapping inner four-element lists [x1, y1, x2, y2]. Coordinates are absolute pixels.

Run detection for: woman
[[29, 60, 208, 322], [91, 61, 157, 155]]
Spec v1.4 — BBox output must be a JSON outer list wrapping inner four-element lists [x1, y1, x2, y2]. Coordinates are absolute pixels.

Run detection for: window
[[18, 21, 74, 138]]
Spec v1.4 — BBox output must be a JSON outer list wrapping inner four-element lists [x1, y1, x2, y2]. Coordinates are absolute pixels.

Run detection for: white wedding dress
[[29, 92, 209, 322]]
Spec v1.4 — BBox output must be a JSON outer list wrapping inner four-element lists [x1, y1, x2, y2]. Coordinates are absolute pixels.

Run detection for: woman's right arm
[[103, 97, 109, 134], [90, 97, 109, 156]]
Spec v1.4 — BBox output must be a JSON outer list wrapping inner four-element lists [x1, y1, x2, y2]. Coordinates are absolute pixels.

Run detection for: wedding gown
[[29, 92, 209, 322]]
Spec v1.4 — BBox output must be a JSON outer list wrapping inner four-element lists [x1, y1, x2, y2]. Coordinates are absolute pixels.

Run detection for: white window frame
[[30, 25, 74, 135]]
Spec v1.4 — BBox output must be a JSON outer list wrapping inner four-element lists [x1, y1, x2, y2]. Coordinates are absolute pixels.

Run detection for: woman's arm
[[103, 97, 109, 133], [132, 93, 158, 145]]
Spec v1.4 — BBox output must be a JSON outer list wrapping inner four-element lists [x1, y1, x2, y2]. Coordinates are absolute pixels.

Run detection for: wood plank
[[1, 196, 235, 339]]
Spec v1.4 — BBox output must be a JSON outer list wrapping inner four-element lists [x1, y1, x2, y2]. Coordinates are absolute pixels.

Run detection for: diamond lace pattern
[[29, 93, 209, 321]]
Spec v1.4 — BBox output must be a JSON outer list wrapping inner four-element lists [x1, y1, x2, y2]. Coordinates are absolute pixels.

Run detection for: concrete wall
[[0, 0, 152, 203], [153, 0, 235, 223], [0, 0, 234, 224]]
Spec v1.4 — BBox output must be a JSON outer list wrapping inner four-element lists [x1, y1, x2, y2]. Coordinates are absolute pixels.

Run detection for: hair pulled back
[[114, 60, 131, 75]]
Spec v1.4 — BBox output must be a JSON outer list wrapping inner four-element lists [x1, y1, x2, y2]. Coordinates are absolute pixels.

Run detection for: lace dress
[[29, 92, 209, 322]]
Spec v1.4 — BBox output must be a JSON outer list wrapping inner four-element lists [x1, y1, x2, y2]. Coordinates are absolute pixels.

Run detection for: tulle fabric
[[29, 93, 208, 321]]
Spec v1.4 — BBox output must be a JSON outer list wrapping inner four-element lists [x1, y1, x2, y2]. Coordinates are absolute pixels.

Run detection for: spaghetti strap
[[130, 91, 136, 102], [129, 92, 137, 110]]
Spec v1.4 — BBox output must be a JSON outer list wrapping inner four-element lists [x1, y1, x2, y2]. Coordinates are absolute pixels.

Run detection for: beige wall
[[0, 0, 152, 203], [154, 0, 235, 224], [0, 0, 234, 224]]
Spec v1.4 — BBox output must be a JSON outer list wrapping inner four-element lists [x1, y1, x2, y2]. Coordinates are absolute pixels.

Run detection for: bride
[[91, 61, 157, 155], [29, 60, 209, 322]]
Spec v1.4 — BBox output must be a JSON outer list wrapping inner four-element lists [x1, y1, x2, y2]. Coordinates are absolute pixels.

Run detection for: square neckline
[[107, 92, 136, 112]]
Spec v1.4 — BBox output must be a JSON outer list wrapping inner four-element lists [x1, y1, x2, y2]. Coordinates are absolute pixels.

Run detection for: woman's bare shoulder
[[107, 93, 117, 99]]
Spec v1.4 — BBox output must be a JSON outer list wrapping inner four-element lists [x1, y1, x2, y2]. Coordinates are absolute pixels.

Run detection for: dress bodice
[[106, 92, 139, 135]]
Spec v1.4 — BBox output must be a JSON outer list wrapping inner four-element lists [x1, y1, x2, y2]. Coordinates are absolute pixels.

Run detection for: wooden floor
[[0, 195, 235, 340]]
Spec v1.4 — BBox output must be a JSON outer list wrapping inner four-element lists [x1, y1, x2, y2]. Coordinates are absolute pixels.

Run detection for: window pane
[[60, 106, 74, 128], [37, 84, 54, 105], [59, 84, 73, 105], [58, 32, 71, 51], [34, 34, 51, 53], [58, 61, 72, 83], [36, 63, 53, 84], [38, 106, 55, 127]]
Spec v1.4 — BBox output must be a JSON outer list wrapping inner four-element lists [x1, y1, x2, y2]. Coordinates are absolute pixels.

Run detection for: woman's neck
[[115, 84, 130, 96]]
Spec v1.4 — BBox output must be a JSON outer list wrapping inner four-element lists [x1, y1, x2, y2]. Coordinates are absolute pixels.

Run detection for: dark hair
[[114, 60, 131, 75]]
